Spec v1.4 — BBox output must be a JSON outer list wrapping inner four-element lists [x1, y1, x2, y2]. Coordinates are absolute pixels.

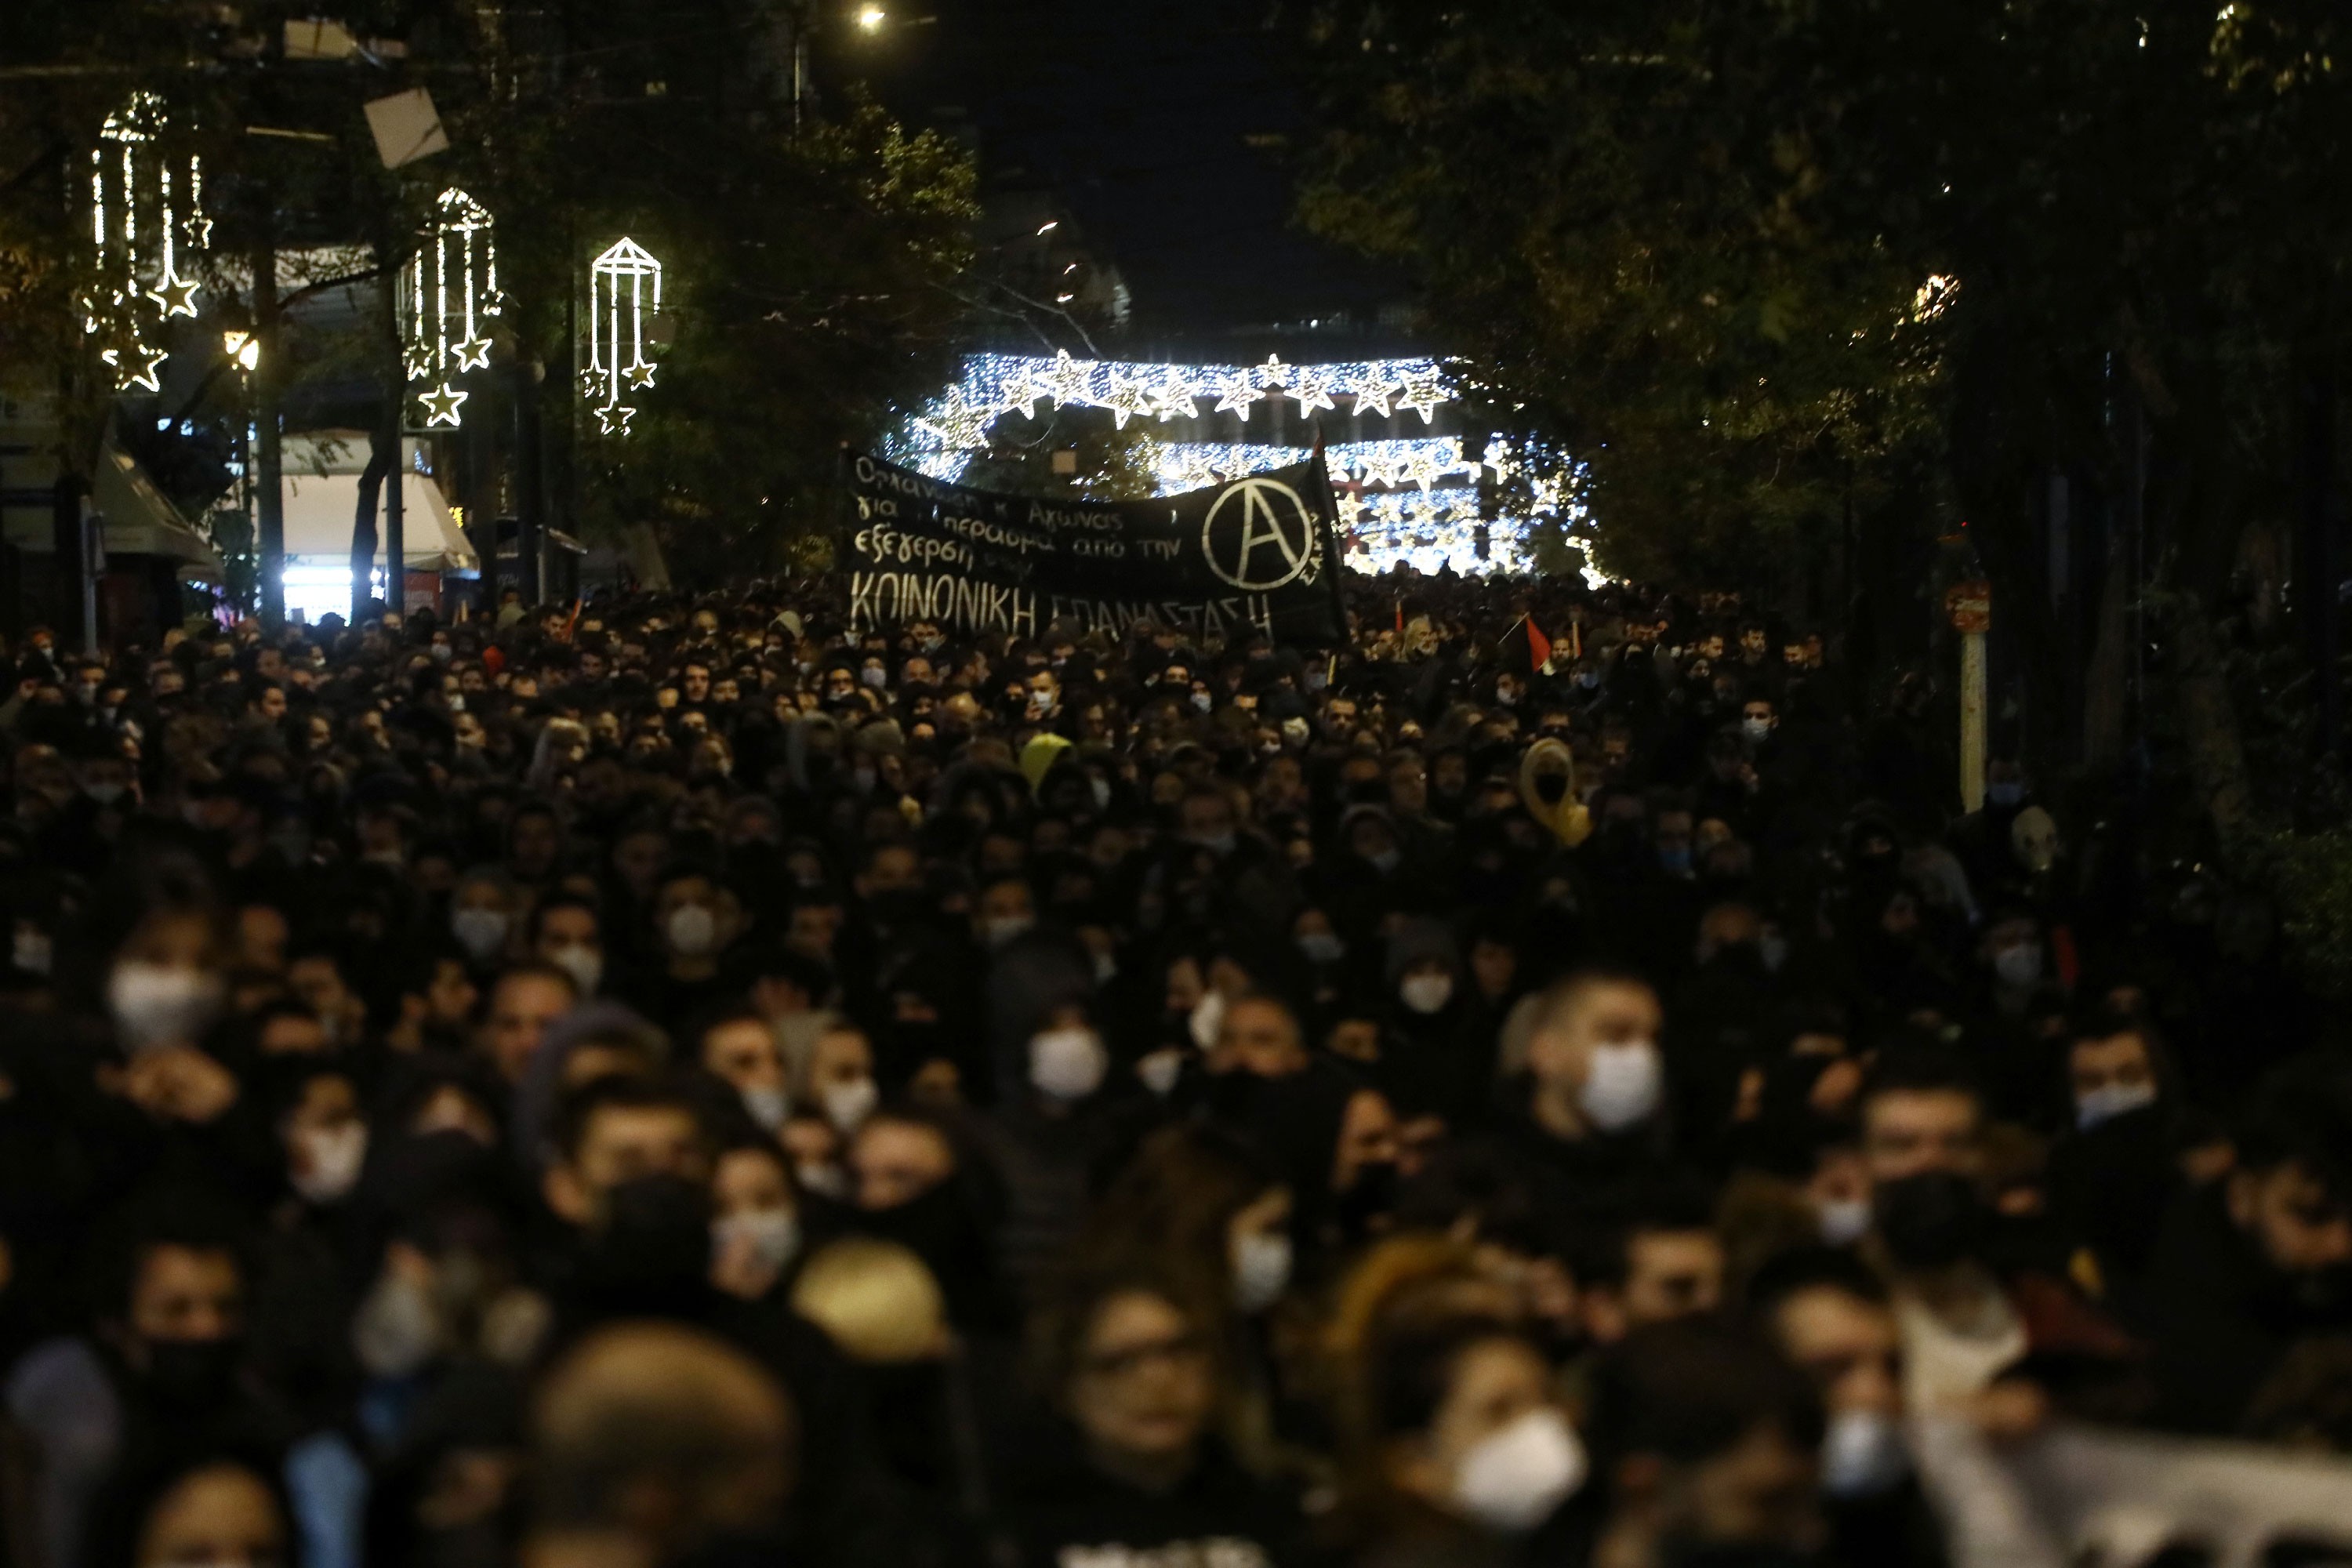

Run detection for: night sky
[[842, 0, 1399, 343]]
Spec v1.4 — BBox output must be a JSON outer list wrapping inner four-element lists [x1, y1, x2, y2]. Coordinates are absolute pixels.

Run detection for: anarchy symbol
[[1202, 477, 1320, 592]]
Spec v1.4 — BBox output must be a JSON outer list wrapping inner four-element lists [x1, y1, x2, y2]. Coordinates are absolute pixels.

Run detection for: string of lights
[[83, 91, 210, 393], [583, 238, 664, 436], [399, 188, 502, 430]]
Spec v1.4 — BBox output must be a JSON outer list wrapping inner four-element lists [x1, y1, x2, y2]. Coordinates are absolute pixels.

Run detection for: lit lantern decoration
[[400, 188, 501, 429], [583, 238, 664, 436], [85, 90, 211, 393]]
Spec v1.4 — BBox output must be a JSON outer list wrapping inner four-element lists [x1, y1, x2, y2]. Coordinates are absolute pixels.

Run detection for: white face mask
[[1577, 1040, 1664, 1132], [1817, 1195, 1872, 1248], [450, 907, 510, 963], [712, 1207, 801, 1276], [545, 942, 604, 996], [1453, 1407, 1586, 1532], [1030, 1026, 1108, 1102], [821, 1077, 879, 1134], [979, 913, 1033, 949], [1136, 1048, 1185, 1097], [353, 1270, 442, 1380], [291, 1121, 369, 1205], [796, 1161, 850, 1201], [2075, 1079, 2158, 1131], [740, 1083, 791, 1131], [13, 929, 53, 976], [107, 961, 223, 1050], [1742, 716, 1773, 743], [1231, 1229, 1293, 1314], [1992, 942, 2042, 988], [666, 904, 720, 958], [1820, 1407, 1909, 1497], [1188, 990, 1227, 1052], [1399, 973, 1454, 1015]]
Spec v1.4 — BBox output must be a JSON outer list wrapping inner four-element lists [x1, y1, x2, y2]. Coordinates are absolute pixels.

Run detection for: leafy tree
[[1296, 0, 2352, 850]]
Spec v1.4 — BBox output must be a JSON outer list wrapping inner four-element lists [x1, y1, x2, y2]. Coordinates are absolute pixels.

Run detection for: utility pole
[[255, 235, 285, 629]]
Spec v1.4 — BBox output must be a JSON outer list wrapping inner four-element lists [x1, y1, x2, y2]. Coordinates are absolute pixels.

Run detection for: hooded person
[[1374, 920, 1488, 1135], [971, 929, 1121, 1304]]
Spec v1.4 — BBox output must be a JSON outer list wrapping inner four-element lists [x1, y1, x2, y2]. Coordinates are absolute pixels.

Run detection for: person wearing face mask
[[615, 867, 745, 1024], [1339, 1310, 1588, 1566], [699, 1010, 794, 1131], [709, 1138, 804, 1302], [1511, 968, 1671, 1224], [6, 1202, 275, 1568], [1754, 1250, 1948, 1568], [1374, 920, 1490, 1136], [2042, 1010, 2182, 1296], [447, 873, 517, 972], [976, 977, 1120, 1302], [800, 1022, 883, 1139]]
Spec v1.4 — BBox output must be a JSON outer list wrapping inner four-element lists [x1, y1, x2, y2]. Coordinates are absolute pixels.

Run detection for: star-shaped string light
[[999, 373, 1050, 421], [450, 336, 493, 372], [1043, 349, 1097, 408], [1152, 370, 1200, 423], [1397, 368, 1449, 424], [913, 386, 992, 450], [103, 343, 169, 393], [1102, 371, 1153, 430], [596, 405, 637, 435], [1255, 354, 1291, 390], [579, 368, 610, 401], [147, 270, 199, 319], [183, 211, 212, 249], [1481, 441, 1515, 482], [419, 383, 470, 428], [1400, 445, 1451, 495], [621, 361, 656, 390], [1335, 491, 1367, 528], [1290, 368, 1339, 417], [1349, 372, 1400, 418], [1210, 368, 1263, 421]]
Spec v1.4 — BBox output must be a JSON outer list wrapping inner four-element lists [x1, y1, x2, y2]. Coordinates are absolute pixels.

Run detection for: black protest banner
[[840, 451, 1347, 645]]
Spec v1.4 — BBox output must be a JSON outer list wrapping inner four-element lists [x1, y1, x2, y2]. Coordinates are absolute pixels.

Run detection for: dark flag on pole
[[1501, 613, 1553, 674]]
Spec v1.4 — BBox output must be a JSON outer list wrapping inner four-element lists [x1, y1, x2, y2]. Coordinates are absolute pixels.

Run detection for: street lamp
[[222, 331, 260, 372], [856, 5, 885, 30]]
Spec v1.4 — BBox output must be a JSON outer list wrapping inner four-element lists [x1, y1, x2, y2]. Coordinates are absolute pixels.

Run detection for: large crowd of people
[[0, 570, 2346, 1568]]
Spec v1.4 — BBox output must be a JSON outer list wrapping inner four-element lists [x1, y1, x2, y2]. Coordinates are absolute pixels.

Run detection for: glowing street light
[[222, 330, 260, 371], [856, 5, 886, 31]]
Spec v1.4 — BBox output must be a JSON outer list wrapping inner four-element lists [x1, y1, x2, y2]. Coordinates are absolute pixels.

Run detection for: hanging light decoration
[[399, 188, 501, 430], [583, 238, 663, 436], [85, 90, 211, 393]]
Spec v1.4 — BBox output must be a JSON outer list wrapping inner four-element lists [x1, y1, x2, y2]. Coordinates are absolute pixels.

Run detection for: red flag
[[1501, 615, 1552, 674]]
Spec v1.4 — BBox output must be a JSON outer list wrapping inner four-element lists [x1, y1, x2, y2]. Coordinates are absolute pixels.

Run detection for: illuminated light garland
[[941, 351, 1450, 428], [399, 188, 499, 429], [892, 353, 1578, 576], [585, 236, 664, 437], [85, 91, 212, 392]]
